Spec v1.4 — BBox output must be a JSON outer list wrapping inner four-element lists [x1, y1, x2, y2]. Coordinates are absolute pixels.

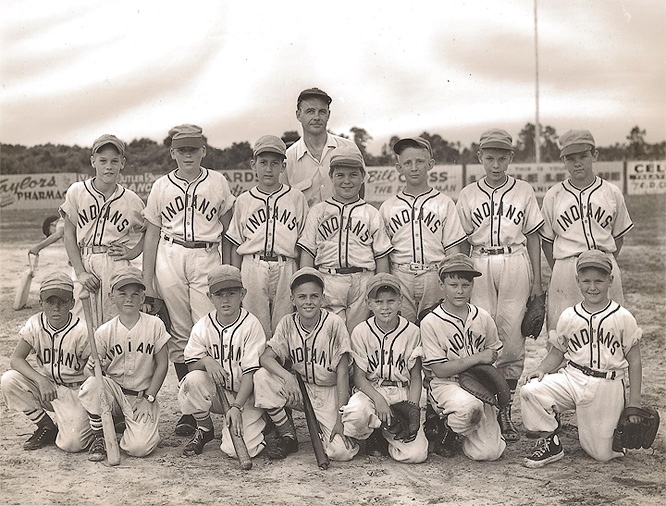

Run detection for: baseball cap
[[169, 124, 204, 149], [438, 254, 482, 279], [110, 266, 146, 291], [559, 129, 596, 157], [208, 265, 243, 292], [297, 87, 332, 106], [393, 137, 433, 157], [366, 273, 402, 299], [576, 250, 612, 274], [479, 129, 513, 151], [290, 267, 325, 291], [253, 135, 287, 158], [329, 145, 365, 172], [40, 272, 74, 300], [92, 134, 126, 156]]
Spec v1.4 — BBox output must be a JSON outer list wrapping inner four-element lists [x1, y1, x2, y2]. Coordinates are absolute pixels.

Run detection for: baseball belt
[[568, 361, 619, 380], [377, 379, 409, 387], [252, 254, 291, 262], [397, 262, 439, 272], [80, 245, 109, 255], [161, 233, 218, 250], [58, 380, 85, 389], [319, 267, 366, 274], [476, 246, 513, 255]]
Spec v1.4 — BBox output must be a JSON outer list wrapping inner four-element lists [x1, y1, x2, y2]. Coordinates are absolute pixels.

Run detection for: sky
[[1, 0, 664, 155]]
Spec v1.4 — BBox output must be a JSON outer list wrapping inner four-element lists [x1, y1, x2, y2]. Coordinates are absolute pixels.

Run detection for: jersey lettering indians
[[539, 177, 633, 259], [267, 310, 350, 386], [60, 180, 145, 247], [379, 189, 466, 264], [225, 185, 308, 258], [456, 176, 543, 247], [550, 301, 641, 371]]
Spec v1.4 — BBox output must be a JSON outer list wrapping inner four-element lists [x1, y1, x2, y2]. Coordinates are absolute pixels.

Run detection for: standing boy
[[254, 267, 359, 462], [420, 254, 506, 461], [79, 267, 169, 461], [1, 272, 92, 453], [456, 128, 544, 440], [226, 135, 309, 338], [379, 137, 466, 322], [143, 124, 236, 435], [298, 145, 392, 332]]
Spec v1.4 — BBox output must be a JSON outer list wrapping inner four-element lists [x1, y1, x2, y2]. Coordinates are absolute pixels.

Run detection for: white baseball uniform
[[254, 309, 359, 461], [78, 313, 169, 456], [60, 179, 145, 325], [456, 176, 544, 380], [380, 188, 467, 322], [225, 185, 309, 338], [297, 198, 393, 332], [1, 312, 93, 452], [521, 301, 642, 461], [340, 315, 428, 463], [178, 309, 267, 458], [421, 304, 506, 461], [540, 177, 633, 329], [143, 168, 235, 363]]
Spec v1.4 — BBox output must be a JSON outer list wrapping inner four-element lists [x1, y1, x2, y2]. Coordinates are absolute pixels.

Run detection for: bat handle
[[216, 385, 252, 470]]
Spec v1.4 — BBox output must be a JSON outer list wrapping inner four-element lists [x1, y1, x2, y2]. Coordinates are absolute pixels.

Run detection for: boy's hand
[[78, 271, 100, 292], [374, 396, 392, 426], [476, 348, 499, 365], [281, 375, 302, 407], [520, 368, 546, 385], [36, 376, 57, 403], [108, 243, 131, 261], [133, 397, 153, 423], [226, 406, 244, 438], [203, 358, 229, 387], [330, 419, 349, 446]]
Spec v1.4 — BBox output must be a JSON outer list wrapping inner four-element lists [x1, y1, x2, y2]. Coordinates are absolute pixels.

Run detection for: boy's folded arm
[[429, 354, 485, 379]]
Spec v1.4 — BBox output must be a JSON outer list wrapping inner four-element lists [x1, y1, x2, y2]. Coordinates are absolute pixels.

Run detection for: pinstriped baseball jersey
[[539, 177, 633, 259], [456, 176, 544, 247], [94, 313, 170, 392], [420, 304, 502, 372], [297, 198, 393, 270], [267, 309, 350, 386], [19, 313, 90, 384], [350, 316, 421, 383], [225, 185, 309, 258], [549, 301, 641, 371], [184, 309, 266, 392], [60, 180, 145, 247], [143, 168, 235, 242], [379, 189, 466, 264]]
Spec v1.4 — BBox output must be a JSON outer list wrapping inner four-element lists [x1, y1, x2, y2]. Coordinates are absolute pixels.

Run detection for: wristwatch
[[142, 393, 156, 403]]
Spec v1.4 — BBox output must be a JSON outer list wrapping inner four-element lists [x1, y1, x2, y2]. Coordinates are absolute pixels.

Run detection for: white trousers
[[320, 270, 373, 333], [392, 266, 443, 323]]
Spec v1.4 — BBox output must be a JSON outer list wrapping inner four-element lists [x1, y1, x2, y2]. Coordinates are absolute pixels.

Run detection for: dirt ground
[[0, 195, 664, 506]]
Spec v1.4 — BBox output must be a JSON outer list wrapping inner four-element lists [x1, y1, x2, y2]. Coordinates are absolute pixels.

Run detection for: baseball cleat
[[523, 433, 564, 468], [433, 420, 459, 458], [366, 428, 388, 457], [23, 422, 57, 451], [88, 435, 107, 462], [175, 414, 197, 436], [265, 432, 299, 460], [183, 427, 214, 456], [498, 405, 521, 442]]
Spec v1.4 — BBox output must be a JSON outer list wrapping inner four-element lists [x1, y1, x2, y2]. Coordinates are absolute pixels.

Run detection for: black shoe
[[88, 435, 106, 462], [424, 404, 441, 442], [265, 432, 299, 460], [23, 422, 57, 451], [498, 404, 520, 442], [183, 427, 214, 456], [366, 428, 388, 457], [175, 414, 197, 436], [523, 433, 564, 468], [434, 419, 458, 458]]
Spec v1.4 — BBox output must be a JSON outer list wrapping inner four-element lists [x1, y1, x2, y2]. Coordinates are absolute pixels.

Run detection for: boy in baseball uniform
[[340, 273, 428, 463], [226, 135, 309, 338], [298, 145, 393, 333], [520, 250, 642, 467], [143, 124, 236, 436], [379, 137, 466, 323], [79, 267, 169, 461], [456, 128, 544, 441], [178, 265, 267, 458], [421, 254, 506, 461], [540, 129, 632, 331], [60, 134, 146, 326], [1, 272, 93, 453], [254, 267, 359, 462]]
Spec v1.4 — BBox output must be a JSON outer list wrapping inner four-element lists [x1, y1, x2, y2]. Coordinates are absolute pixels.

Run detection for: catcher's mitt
[[143, 296, 173, 333], [612, 406, 660, 452], [521, 293, 546, 339], [385, 401, 420, 443], [459, 364, 511, 408]]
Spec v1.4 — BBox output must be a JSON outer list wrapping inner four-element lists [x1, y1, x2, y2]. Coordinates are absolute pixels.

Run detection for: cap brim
[[93, 141, 125, 156], [367, 283, 402, 298], [210, 280, 243, 292], [576, 261, 611, 274], [479, 142, 513, 150], [113, 279, 146, 291], [439, 268, 482, 278], [254, 147, 286, 158], [560, 143, 595, 157], [172, 138, 204, 149], [40, 288, 73, 301], [393, 139, 432, 156]]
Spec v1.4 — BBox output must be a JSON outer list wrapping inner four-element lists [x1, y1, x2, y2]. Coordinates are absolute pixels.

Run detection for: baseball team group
[[2, 86, 651, 471]]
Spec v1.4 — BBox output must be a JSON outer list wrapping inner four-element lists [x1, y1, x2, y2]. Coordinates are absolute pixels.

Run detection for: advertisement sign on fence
[[626, 161, 666, 195]]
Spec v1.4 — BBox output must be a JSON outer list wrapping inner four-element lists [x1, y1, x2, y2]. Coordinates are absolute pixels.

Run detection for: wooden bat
[[14, 253, 38, 310], [80, 291, 121, 466], [296, 374, 329, 470], [215, 384, 252, 470]]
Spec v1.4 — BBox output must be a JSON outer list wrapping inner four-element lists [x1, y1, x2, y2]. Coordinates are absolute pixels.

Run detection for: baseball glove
[[521, 293, 546, 339], [612, 406, 660, 452], [143, 296, 173, 333], [385, 401, 420, 443], [458, 364, 511, 408]]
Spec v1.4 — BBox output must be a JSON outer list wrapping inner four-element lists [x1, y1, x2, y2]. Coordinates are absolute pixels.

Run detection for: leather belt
[[59, 380, 85, 388], [398, 262, 439, 272], [319, 267, 366, 274], [162, 233, 218, 249], [252, 254, 291, 262], [477, 246, 512, 255], [80, 245, 109, 255], [379, 379, 409, 387], [121, 387, 143, 396], [568, 361, 618, 380]]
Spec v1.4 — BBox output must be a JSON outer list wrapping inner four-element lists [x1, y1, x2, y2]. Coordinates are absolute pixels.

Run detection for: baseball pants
[[320, 270, 373, 334], [341, 384, 428, 463], [254, 368, 359, 461], [178, 370, 265, 458], [241, 256, 296, 339], [520, 365, 625, 462], [547, 254, 624, 330], [1, 370, 92, 452], [428, 378, 505, 461], [392, 265, 443, 323], [79, 376, 160, 457], [471, 245, 532, 381]]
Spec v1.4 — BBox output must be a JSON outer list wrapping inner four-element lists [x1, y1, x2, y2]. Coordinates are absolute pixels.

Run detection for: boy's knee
[[1, 370, 23, 392], [326, 439, 358, 462]]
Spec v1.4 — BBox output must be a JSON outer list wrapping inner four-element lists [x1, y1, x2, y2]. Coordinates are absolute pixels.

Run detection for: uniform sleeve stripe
[[525, 220, 544, 236], [423, 358, 448, 366], [297, 242, 316, 258], [613, 222, 634, 239], [374, 247, 393, 259], [242, 366, 260, 375], [444, 235, 468, 250], [224, 234, 241, 247], [538, 232, 554, 243], [184, 358, 199, 365]]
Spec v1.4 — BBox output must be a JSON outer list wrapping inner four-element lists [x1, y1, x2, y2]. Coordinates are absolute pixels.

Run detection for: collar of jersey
[[172, 167, 204, 184], [480, 175, 511, 192], [42, 312, 73, 334], [296, 309, 323, 335], [372, 315, 402, 335], [252, 184, 285, 197], [577, 299, 614, 317], [213, 308, 244, 330], [401, 188, 436, 199], [328, 196, 363, 207], [565, 176, 599, 192], [295, 133, 337, 160]]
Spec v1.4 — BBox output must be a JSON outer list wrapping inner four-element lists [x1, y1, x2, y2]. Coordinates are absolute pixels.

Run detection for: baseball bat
[[215, 384, 252, 470], [296, 374, 329, 470], [80, 291, 121, 466]]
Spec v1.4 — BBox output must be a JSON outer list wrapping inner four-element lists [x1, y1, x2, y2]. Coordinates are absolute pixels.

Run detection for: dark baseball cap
[[479, 129, 513, 151], [576, 250, 612, 274], [253, 135, 287, 158], [208, 265, 243, 292], [169, 124, 204, 149], [40, 272, 74, 300], [329, 145, 365, 171], [290, 267, 325, 291], [393, 137, 433, 157], [110, 266, 146, 291], [297, 87, 332, 106], [559, 129, 596, 157], [92, 134, 126, 156], [366, 273, 402, 299], [438, 253, 482, 280]]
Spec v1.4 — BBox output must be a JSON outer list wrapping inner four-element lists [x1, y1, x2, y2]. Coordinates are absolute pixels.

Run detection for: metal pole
[[534, 0, 541, 164]]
